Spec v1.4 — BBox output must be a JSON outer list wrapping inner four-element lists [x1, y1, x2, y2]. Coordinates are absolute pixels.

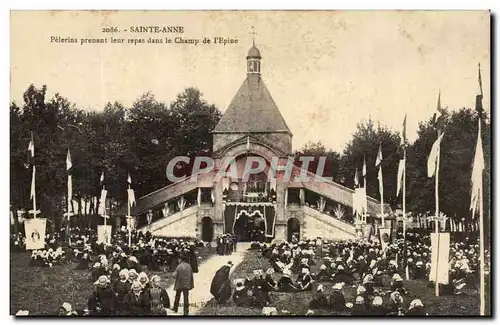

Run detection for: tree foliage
[[10, 85, 222, 229]]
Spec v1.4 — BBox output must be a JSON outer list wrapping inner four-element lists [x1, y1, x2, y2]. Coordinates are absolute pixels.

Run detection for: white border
[[4, 1, 498, 324]]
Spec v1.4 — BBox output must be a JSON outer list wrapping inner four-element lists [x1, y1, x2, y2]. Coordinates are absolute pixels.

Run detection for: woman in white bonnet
[[276, 268, 297, 292], [406, 299, 427, 316], [369, 296, 387, 316], [297, 267, 313, 291], [308, 284, 329, 310], [123, 281, 151, 315], [114, 269, 130, 314], [329, 282, 347, 312]]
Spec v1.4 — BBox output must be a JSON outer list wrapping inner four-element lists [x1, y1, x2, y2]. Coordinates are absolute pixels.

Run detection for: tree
[[294, 141, 342, 182], [339, 119, 401, 208], [407, 107, 491, 235]]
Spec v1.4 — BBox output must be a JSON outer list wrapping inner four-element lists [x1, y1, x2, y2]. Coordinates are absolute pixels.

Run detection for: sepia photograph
[[9, 10, 491, 317]]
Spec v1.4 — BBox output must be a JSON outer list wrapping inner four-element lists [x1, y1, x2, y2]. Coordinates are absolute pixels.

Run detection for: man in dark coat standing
[[172, 255, 194, 315], [210, 261, 233, 303]]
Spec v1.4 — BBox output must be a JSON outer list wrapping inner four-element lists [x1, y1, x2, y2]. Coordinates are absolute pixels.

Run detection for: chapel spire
[[247, 27, 261, 75]]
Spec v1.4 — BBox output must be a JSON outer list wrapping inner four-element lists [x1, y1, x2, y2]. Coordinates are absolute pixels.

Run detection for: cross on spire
[[250, 26, 257, 45]]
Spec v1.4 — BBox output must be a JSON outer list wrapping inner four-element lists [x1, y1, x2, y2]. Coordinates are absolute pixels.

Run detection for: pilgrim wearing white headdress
[[386, 291, 404, 316], [297, 268, 313, 291], [308, 284, 329, 310], [350, 296, 368, 316], [123, 281, 151, 315], [114, 269, 131, 314], [276, 268, 297, 292], [263, 268, 277, 291], [329, 282, 347, 312], [148, 275, 170, 315], [406, 299, 427, 316], [369, 296, 387, 316], [88, 275, 117, 315], [252, 269, 271, 307], [232, 278, 253, 307]]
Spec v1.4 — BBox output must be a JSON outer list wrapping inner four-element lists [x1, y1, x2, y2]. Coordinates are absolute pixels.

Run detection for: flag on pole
[[100, 172, 104, 184], [354, 167, 359, 187], [127, 174, 132, 185], [476, 63, 483, 113], [127, 189, 136, 207], [28, 133, 34, 158], [352, 190, 359, 216], [470, 119, 484, 217], [427, 132, 445, 178], [72, 199, 80, 215], [30, 166, 36, 199], [396, 159, 405, 196], [68, 175, 72, 203], [433, 90, 443, 125], [375, 144, 383, 199], [400, 114, 407, 147], [362, 155, 367, 177], [66, 149, 72, 170], [375, 144, 383, 167]]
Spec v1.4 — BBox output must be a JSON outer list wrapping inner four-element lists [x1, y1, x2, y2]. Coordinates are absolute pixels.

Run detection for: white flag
[[352, 189, 359, 216], [375, 144, 383, 167], [362, 155, 367, 177], [470, 119, 484, 216], [429, 233, 450, 285], [28, 135, 34, 158], [396, 159, 405, 196], [66, 148, 72, 170], [127, 189, 136, 207], [99, 190, 108, 215], [427, 132, 445, 178], [100, 172, 104, 183], [67, 175, 73, 204], [127, 173, 132, 185], [72, 199, 79, 215], [30, 166, 36, 200]]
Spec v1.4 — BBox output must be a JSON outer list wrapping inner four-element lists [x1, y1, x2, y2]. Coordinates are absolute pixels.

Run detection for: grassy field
[[198, 250, 490, 316], [10, 246, 214, 315]]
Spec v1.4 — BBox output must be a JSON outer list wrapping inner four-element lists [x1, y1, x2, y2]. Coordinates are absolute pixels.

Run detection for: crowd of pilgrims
[[215, 233, 237, 255], [12, 227, 204, 316], [209, 230, 487, 316]]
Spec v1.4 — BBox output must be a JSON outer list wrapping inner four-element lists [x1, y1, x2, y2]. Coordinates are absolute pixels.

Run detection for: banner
[[97, 225, 112, 245], [126, 217, 136, 230], [363, 224, 373, 241], [379, 227, 391, 251], [24, 218, 47, 250], [264, 206, 276, 238], [429, 233, 450, 285]]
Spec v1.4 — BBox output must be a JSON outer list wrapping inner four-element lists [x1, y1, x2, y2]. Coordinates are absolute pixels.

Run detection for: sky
[[10, 10, 490, 152]]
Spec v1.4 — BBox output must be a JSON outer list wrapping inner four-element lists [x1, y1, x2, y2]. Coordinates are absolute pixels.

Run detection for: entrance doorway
[[201, 217, 214, 242], [233, 211, 265, 242], [287, 217, 300, 242]]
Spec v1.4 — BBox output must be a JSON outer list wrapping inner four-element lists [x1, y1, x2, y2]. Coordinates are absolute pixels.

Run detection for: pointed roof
[[213, 74, 292, 134]]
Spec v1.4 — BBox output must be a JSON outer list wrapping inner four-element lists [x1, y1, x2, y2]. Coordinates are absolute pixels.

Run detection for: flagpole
[[103, 184, 107, 226], [434, 133, 441, 297], [380, 166, 384, 227], [403, 147, 407, 237], [479, 163, 485, 315], [32, 166, 37, 219], [128, 183, 131, 248]]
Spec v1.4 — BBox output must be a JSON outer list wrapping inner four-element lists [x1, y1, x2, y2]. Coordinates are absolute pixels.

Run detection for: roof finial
[[250, 26, 256, 45]]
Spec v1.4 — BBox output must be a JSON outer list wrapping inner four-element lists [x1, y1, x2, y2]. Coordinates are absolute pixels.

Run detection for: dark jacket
[[174, 261, 194, 291]]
